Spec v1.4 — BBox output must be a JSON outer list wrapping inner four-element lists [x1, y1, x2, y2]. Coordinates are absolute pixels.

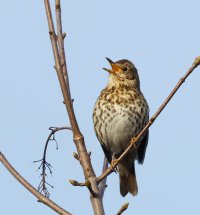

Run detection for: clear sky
[[0, 1, 200, 214]]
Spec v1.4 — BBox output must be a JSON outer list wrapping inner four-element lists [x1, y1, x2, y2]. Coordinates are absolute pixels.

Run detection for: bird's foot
[[110, 159, 118, 173]]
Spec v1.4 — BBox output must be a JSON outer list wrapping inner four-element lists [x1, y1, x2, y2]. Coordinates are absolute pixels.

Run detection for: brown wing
[[101, 144, 112, 164], [137, 130, 149, 164]]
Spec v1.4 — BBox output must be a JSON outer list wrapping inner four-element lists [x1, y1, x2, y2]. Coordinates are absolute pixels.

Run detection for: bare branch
[[98, 56, 200, 183], [0, 151, 72, 215], [55, 0, 71, 97], [44, 1, 105, 214], [69, 179, 86, 187], [99, 157, 108, 199], [68, 158, 109, 198], [68, 179, 99, 197], [85, 180, 99, 197], [34, 126, 72, 197], [116, 203, 129, 215]]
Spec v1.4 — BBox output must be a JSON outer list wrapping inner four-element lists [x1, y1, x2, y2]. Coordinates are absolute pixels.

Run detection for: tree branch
[[98, 56, 200, 183], [116, 203, 129, 215], [34, 126, 72, 197], [0, 151, 72, 215], [99, 157, 108, 199], [44, 1, 105, 214], [55, 0, 71, 97]]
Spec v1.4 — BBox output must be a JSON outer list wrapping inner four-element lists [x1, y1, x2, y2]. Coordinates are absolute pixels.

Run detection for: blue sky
[[0, 1, 200, 214]]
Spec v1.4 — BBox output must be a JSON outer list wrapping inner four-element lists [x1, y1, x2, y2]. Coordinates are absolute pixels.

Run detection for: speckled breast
[[93, 86, 149, 155]]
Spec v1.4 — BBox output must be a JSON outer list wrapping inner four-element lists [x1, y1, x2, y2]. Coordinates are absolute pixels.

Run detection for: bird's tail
[[119, 163, 138, 197]]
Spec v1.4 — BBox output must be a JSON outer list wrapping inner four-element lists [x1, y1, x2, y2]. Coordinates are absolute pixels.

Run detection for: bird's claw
[[110, 160, 118, 173]]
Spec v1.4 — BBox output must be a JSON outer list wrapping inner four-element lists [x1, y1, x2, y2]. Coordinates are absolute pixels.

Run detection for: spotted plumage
[[93, 58, 149, 196]]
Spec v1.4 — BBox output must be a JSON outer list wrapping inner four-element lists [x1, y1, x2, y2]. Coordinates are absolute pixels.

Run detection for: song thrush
[[93, 58, 149, 197]]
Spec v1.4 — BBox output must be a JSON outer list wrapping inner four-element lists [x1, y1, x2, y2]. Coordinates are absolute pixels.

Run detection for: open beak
[[103, 57, 122, 74]]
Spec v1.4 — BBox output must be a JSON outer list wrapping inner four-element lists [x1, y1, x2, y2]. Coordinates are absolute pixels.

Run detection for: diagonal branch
[[0, 151, 72, 215], [44, 1, 105, 214], [116, 203, 129, 215], [98, 56, 200, 183]]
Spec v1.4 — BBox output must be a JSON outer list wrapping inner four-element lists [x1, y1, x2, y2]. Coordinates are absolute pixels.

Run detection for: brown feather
[[137, 130, 149, 164], [119, 162, 138, 197]]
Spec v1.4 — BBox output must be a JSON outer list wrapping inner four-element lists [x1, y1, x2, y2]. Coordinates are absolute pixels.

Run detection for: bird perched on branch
[[93, 58, 149, 196]]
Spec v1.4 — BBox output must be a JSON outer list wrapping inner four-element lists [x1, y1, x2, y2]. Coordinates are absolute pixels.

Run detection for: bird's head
[[103, 58, 140, 88]]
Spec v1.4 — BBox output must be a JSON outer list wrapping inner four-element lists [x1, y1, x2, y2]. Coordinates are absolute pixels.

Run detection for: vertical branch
[[99, 157, 108, 199], [55, 0, 71, 97], [43, 1, 105, 214]]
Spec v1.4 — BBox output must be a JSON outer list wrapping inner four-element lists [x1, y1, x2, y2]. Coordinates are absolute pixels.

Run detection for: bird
[[93, 58, 149, 197]]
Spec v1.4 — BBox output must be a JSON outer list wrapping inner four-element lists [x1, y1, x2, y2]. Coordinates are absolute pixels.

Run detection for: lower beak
[[103, 57, 122, 74]]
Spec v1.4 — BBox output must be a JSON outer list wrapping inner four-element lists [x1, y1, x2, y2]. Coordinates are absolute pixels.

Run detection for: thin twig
[[99, 157, 108, 199], [69, 179, 86, 187], [116, 203, 129, 215], [98, 56, 200, 183], [44, 1, 105, 214], [69, 179, 98, 197], [34, 126, 72, 197], [0, 151, 72, 215]]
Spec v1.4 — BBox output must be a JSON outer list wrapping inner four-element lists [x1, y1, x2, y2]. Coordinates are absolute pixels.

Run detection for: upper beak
[[105, 57, 114, 65], [103, 57, 122, 74]]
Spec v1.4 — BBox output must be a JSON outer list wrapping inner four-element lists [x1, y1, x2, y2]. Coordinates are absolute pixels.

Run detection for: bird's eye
[[123, 67, 128, 72]]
